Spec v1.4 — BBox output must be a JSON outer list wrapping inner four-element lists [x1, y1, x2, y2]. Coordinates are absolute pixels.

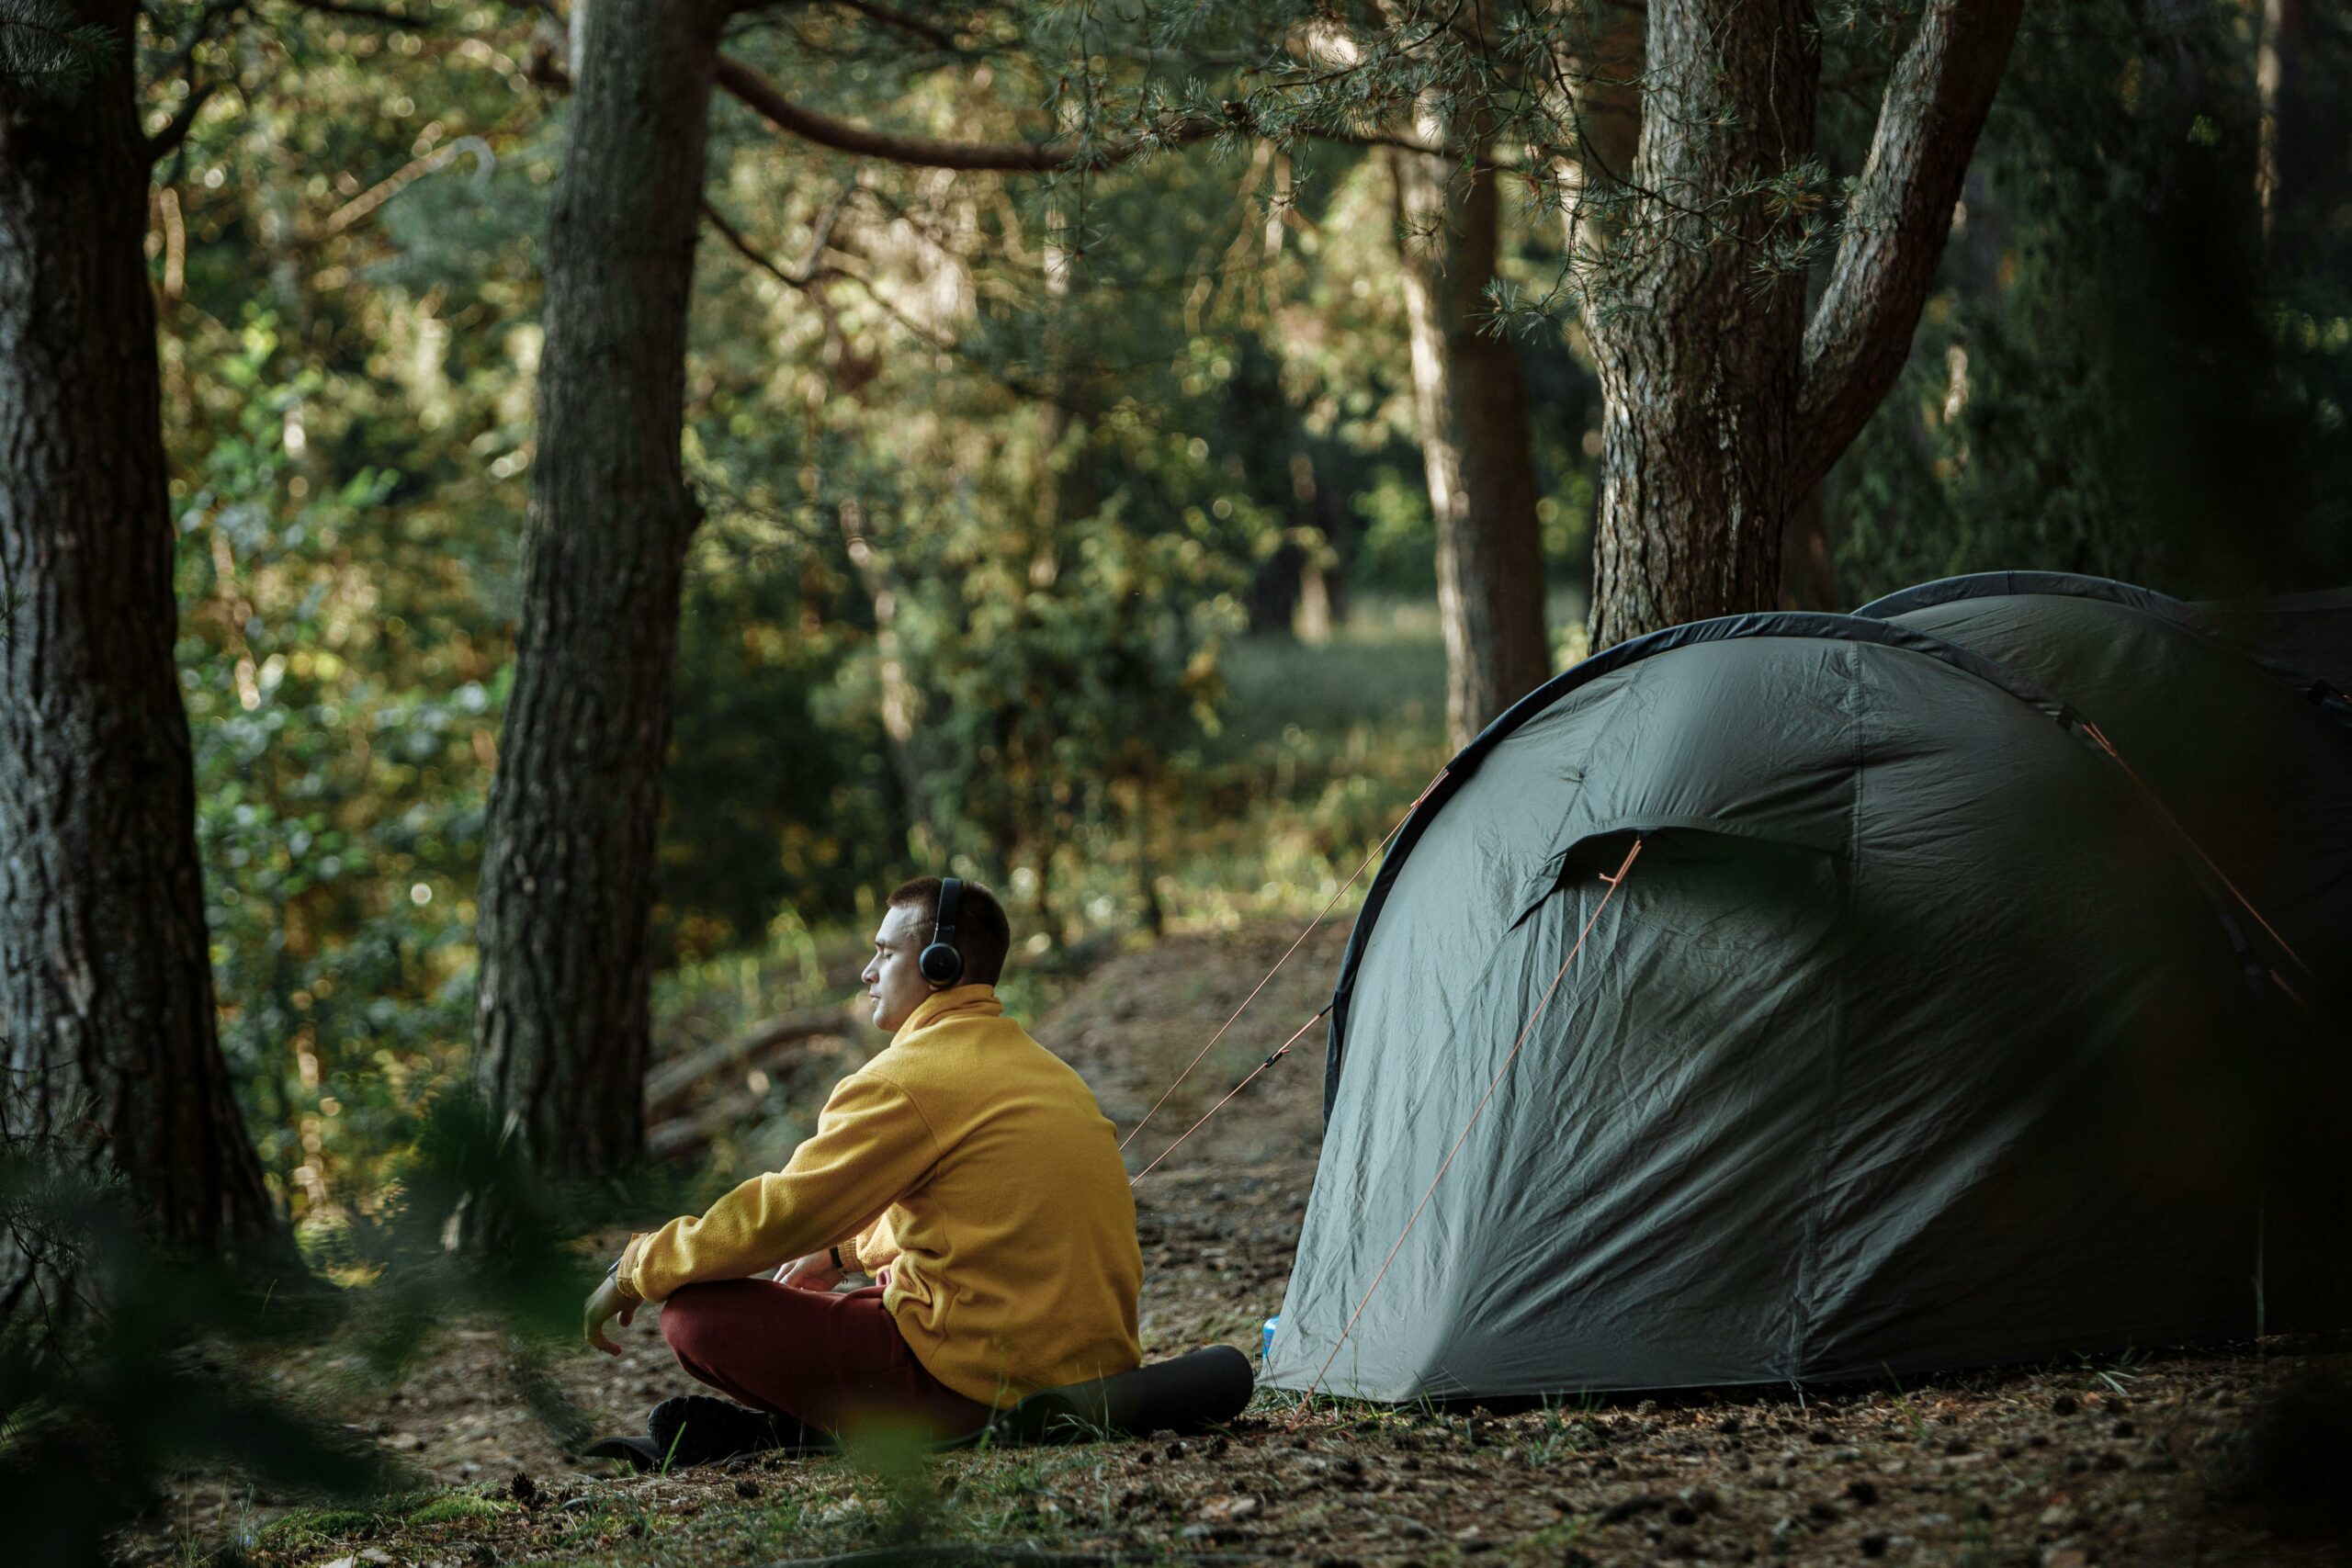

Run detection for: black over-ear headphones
[[917, 877, 965, 987]]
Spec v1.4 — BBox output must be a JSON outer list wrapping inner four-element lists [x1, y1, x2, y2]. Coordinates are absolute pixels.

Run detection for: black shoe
[[646, 1394, 830, 1468]]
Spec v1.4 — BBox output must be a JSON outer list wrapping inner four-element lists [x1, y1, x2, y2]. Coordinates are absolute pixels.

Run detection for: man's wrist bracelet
[[830, 1245, 845, 1271]]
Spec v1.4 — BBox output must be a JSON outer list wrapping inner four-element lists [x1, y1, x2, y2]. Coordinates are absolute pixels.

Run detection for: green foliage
[[871, 479, 1246, 928], [660, 514, 903, 959], [0, 1161, 385, 1568], [258, 1490, 514, 1546], [840, 1421, 952, 1545], [141, 0, 548, 1221], [0, 5, 113, 93], [1274, 152, 1602, 599], [175, 332, 490, 1227], [312, 1087, 646, 1409], [1831, 0, 2352, 600]]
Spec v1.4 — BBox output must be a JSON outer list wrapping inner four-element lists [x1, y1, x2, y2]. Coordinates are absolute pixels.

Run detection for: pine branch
[[1794, 0, 2024, 493], [698, 191, 848, 289], [0, 12, 114, 90], [304, 134, 496, 243], [713, 52, 1231, 172], [142, 79, 219, 163], [140, 0, 244, 165], [288, 0, 442, 23]]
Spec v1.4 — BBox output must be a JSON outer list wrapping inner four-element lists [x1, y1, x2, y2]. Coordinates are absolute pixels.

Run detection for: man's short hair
[[888, 876, 1013, 987]]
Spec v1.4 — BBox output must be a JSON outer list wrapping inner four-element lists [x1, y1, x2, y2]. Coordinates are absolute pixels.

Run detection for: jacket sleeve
[[618, 1070, 938, 1303], [842, 1207, 904, 1275]]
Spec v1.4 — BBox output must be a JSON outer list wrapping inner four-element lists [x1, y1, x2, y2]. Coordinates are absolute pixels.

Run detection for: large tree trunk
[[1388, 141, 1550, 751], [1586, 0, 2022, 648], [1546, 0, 1647, 258], [472, 0, 727, 1178], [0, 0, 284, 1300], [1586, 0, 1817, 650]]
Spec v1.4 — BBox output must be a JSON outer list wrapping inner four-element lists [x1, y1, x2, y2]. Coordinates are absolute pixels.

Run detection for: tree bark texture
[[1388, 143, 1550, 752], [0, 0, 284, 1292], [1545, 0, 1647, 256], [1586, 0, 2021, 649], [1584, 0, 1818, 651], [471, 0, 727, 1178], [1792, 0, 2023, 490]]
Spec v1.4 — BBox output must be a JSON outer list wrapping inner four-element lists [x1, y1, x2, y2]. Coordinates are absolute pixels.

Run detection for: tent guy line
[[1117, 763, 1451, 1155], [1286, 835, 1646, 1427], [1129, 1003, 1333, 1183], [2079, 717, 2313, 987]]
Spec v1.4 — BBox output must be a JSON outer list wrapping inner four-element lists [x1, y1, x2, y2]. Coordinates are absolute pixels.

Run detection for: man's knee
[[660, 1281, 749, 1367]]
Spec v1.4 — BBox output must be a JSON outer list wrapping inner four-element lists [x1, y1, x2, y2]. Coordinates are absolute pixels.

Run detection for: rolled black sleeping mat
[[975, 1344, 1255, 1447]]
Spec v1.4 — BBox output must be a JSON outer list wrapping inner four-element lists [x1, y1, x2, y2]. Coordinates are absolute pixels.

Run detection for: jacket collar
[[895, 984, 1002, 1042]]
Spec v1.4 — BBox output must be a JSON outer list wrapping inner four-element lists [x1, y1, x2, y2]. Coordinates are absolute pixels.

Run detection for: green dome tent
[[1264, 612, 2335, 1403]]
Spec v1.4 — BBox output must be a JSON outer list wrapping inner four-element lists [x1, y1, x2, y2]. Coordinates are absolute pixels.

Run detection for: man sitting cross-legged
[[582, 876, 1142, 1462]]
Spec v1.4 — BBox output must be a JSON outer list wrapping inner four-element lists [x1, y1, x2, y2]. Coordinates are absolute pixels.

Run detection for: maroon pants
[[658, 1280, 992, 1440]]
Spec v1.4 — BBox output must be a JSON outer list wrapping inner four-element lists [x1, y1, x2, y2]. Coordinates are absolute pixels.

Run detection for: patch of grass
[[1883, 1369, 1933, 1443], [2063, 1345, 2146, 1400], [1262, 1384, 1398, 1427], [1521, 1394, 1605, 1465], [405, 1493, 517, 1526], [1498, 1516, 1594, 1562], [255, 1504, 385, 1546], [257, 1489, 515, 1547], [1204, 616, 1448, 767]]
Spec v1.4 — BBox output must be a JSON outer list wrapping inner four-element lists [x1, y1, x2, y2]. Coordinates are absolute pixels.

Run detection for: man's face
[[862, 900, 937, 1032]]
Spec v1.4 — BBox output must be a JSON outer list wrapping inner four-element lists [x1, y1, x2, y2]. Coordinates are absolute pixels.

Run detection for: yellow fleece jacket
[[616, 986, 1142, 1407]]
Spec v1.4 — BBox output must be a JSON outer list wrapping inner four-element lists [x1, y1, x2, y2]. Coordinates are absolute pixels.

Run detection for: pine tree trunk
[[1585, 0, 2020, 648], [1545, 0, 1646, 256], [1388, 141, 1550, 752], [0, 0, 285, 1299], [1586, 0, 1817, 650], [471, 0, 726, 1178], [1292, 445, 1347, 643]]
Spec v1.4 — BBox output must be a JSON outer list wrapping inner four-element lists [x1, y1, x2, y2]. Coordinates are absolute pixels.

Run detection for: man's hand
[[772, 1250, 844, 1292], [584, 1273, 638, 1356]]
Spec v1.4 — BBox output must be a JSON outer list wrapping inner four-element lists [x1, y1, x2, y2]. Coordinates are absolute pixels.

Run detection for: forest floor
[[132, 925, 2348, 1568]]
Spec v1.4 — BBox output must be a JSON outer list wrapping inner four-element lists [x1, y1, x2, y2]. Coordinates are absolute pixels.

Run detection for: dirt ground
[[132, 926, 2349, 1566]]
